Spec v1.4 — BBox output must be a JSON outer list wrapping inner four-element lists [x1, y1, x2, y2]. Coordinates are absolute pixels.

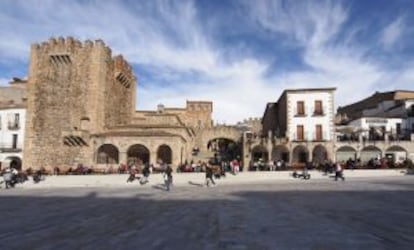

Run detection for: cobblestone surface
[[0, 176, 413, 250]]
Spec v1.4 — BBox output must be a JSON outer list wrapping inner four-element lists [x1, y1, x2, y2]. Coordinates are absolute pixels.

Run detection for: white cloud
[[380, 17, 404, 50], [243, 0, 414, 109], [0, 0, 413, 124], [0, 78, 9, 86]]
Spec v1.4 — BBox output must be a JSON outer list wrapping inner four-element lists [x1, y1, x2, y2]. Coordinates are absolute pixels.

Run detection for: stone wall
[[23, 37, 135, 169]]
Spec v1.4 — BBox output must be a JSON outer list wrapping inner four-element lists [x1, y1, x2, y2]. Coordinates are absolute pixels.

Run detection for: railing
[[0, 143, 21, 152], [7, 122, 20, 130], [337, 133, 412, 142], [313, 110, 324, 116]]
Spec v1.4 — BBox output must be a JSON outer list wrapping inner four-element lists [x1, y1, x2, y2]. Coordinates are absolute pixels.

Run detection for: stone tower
[[23, 37, 136, 169]]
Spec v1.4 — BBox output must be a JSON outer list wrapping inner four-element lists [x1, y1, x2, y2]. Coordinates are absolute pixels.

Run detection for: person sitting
[[33, 169, 43, 183]]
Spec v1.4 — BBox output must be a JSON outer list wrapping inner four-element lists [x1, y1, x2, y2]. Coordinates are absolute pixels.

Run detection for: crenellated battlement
[[186, 101, 213, 112], [113, 55, 133, 74], [113, 55, 135, 88], [211, 125, 237, 131], [243, 117, 261, 123], [31, 37, 112, 57]]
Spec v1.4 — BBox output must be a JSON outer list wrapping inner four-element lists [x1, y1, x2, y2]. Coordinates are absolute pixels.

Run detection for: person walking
[[164, 165, 173, 191], [205, 164, 216, 187], [335, 162, 345, 181], [232, 159, 240, 175], [126, 165, 139, 183], [140, 164, 150, 185], [3, 168, 13, 189]]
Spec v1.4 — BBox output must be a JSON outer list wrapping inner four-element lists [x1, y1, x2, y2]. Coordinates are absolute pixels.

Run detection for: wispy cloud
[[0, 0, 413, 123], [242, 0, 413, 107], [380, 17, 404, 50]]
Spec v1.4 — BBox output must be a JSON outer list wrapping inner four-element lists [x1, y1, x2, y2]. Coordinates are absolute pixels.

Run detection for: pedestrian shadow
[[151, 184, 168, 191], [188, 181, 204, 187]]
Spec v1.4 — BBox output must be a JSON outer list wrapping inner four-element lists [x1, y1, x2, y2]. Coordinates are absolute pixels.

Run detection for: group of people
[[250, 159, 288, 171], [293, 160, 345, 181], [126, 163, 173, 191], [0, 166, 44, 189], [177, 158, 242, 175]]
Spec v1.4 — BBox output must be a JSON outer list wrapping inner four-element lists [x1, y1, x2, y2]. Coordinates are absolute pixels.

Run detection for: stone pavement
[[0, 176, 413, 250], [16, 169, 408, 189]]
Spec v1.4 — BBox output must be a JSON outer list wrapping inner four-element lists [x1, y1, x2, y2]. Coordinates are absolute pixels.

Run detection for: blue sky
[[1, 0, 414, 123]]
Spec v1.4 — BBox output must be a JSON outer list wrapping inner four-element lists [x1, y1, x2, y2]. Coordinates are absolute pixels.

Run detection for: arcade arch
[[97, 144, 119, 164], [292, 145, 308, 163], [157, 144, 172, 164], [127, 144, 150, 166], [360, 145, 382, 163], [385, 145, 407, 163], [207, 138, 241, 162], [251, 145, 268, 162], [312, 145, 328, 165], [272, 145, 289, 162], [336, 146, 357, 162]]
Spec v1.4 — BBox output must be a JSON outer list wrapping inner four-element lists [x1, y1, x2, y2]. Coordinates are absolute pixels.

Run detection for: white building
[[0, 79, 26, 169], [285, 89, 336, 142], [337, 91, 414, 141], [261, 88, 336, 165], [348, 117, 404, 140], [336, 90, 414, 164]]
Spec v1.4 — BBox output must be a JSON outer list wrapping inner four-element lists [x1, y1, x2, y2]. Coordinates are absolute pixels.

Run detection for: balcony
[[294, 112, 306, 117], [313, 136, 326, 142], [8, 123, 20, 130], [312, 110, 325, 116], [0, 143, 22, 153]]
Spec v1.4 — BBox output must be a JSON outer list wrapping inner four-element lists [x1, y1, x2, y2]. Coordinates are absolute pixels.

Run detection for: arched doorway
[[251, 145, 268, 162], [97, 144, 119, 164], [385, 145, 407, 164], [360, 145, 381, 164], [6, 156, 22, 170], [157, 144, 172, 164], [207, 138, 241, 162], [292, 145, 308, 163], [127, 144, 150, 166], [272, 145, 289, 162], [336, 146, 356, 162], [312, 145, 328, 165]]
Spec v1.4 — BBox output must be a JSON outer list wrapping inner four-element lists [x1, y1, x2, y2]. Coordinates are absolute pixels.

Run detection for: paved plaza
[[0, 176, 413, 250]]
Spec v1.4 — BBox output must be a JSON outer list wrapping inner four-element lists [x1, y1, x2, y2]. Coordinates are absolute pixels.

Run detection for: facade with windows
[[287, 90, 335, 142], [335, 91, 414, 164], [0, 83, 26, 170], [258, 88, 336, 167]]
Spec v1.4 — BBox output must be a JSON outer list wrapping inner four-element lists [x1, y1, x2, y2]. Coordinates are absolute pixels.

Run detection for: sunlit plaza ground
[[0, 175, 413, 250]]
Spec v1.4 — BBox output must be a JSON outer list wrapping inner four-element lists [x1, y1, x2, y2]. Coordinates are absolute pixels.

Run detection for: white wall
[[0, 108, 25, 161], [287, 91, 334, 141], [349, 117, 403, 137]]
